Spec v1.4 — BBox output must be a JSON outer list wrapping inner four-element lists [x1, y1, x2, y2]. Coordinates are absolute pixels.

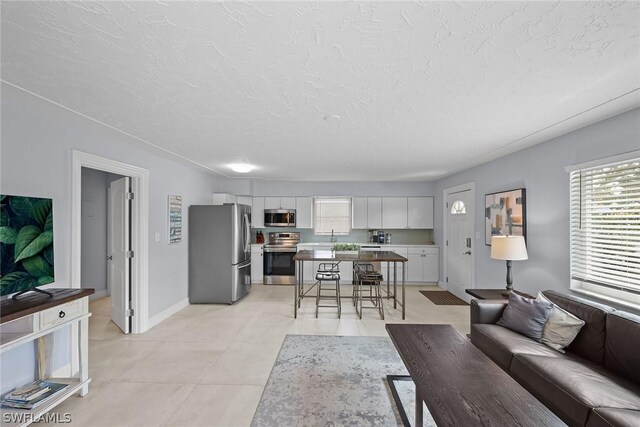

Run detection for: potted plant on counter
[[332, 243, 360, 255]]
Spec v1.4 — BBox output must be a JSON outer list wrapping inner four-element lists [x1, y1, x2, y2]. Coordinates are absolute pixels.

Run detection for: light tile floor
[[54, 284, 469, 426]]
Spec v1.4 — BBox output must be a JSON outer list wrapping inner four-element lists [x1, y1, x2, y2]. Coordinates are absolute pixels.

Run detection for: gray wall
[[251, 180, 435, 197], [0, 83, 221, 394], [434, 107, 640, 297], [0, 83, 219, 317]]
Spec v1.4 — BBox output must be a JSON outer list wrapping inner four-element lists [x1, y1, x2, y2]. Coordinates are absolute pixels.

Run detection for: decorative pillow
[[537, 292, 585, 352], [497, 293, 553, 341]]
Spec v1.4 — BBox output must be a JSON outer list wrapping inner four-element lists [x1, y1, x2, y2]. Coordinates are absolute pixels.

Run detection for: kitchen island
[[292, 250, 408, 319]]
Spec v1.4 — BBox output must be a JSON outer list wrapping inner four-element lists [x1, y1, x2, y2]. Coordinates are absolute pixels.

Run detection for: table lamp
[[491, 235, 528, 296]]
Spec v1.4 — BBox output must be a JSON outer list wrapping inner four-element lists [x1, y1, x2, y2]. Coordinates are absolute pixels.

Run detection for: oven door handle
[[264, 248, 297, 253]]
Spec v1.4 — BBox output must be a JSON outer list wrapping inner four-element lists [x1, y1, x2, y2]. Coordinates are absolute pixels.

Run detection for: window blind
[[570, 158, 640, 301], [314, 197, 351, 235]]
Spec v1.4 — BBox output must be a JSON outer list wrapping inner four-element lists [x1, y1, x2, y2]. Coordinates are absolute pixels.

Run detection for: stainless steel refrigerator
[[189, 204, 252, 304]]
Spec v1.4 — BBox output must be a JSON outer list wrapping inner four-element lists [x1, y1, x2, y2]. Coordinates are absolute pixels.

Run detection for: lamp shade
[[491, 236, 528, 260]]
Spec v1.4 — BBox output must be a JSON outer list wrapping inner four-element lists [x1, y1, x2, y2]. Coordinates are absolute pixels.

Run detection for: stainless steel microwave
[[264, 209, 296, 227]]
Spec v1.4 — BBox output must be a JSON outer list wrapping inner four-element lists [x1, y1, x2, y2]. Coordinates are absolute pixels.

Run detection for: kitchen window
[[569, 152, 640, 308], [314, 197, 351, 235]]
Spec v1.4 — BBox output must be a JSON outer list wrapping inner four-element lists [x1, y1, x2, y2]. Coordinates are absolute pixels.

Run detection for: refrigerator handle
[[243, 213, 251, 253], [238, 260, 251, 269]]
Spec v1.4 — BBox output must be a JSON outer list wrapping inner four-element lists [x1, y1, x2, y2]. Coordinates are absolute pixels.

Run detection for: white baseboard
[[148, 298, 189, 329], [438, 280, 446, 290], [89, 289, 109, 301]]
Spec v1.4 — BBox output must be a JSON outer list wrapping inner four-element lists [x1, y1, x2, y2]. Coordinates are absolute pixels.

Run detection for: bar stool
[[353, 263, 384, 319], [315, 263, 341, 318]]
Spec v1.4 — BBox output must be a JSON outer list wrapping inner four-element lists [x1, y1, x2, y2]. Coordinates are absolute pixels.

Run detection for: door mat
[[251, 335, 436, 427], [419, 290, 468, 306]]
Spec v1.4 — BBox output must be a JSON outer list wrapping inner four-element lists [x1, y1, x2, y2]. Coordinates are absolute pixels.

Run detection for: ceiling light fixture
[[229, 163, 255, 173]]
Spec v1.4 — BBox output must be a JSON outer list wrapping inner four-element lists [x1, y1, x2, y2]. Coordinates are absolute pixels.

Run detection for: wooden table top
[[466, 288, 534, 300], [1, 288, 95, 324], [293, 249, 407, 262], [386, 324, 565, 426]]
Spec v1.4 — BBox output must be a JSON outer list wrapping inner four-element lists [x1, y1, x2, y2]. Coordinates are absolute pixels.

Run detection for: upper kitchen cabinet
[[212, 193, 237, 205], [237, 196, 252, 206], [352, 197, 368, 229], [251, 197, 265, 228], [264, 197, 296, 210], [352, 197, 382, 229], [295, 197, 313, 229], [382, 197, 408, 229], [368, 197, 382, 228], [407, 197, 434, 229]]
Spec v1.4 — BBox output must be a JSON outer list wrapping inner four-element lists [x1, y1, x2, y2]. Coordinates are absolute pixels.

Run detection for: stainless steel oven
[[263, 232, 299, 285], [264, 209, 296, 227]]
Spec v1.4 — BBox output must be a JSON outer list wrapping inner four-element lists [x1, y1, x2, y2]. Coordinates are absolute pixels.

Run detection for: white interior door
[[446, 189, 474, 301], [108, 177, 131, 334]]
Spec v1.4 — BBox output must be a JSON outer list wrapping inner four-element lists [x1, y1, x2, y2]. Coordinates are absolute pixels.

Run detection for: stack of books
[[1, 380, 68, 410]]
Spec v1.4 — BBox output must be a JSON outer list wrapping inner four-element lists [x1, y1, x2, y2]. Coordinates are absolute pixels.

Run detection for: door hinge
[[446, 240, 448, 246], [126, 192, 134, 200], [446, 277, 449, 282], [126, 308, 134, 317], [446, 202, 449, 208], [125, 250, 135, 258]]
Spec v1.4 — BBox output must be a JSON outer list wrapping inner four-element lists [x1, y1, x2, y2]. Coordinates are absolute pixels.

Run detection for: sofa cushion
[[587, 408, 640, 427], [537, 292, 585, 352], [605, 311, 640, 386], [543, 290, 614, 365], [511, 353, 640, 427], [470, 324, 562, 371], [497, 293, 553, 341]]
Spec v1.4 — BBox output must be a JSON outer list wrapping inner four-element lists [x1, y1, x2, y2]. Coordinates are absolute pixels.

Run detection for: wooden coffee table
[[386, 324, 564, 426], [466, 288, 534, 300]]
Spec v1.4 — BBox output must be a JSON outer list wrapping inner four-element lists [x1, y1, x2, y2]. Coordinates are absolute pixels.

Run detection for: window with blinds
[[314, 197, 351, 235], [570, 156, 640, 307]]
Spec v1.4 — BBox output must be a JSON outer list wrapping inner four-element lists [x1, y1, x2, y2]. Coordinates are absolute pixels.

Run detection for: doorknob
[[463, 251, 471, 255]]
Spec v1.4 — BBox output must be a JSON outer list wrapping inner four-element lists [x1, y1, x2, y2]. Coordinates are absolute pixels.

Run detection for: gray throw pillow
[[497, 293, 553, 341], [537, 292, 585, 352]]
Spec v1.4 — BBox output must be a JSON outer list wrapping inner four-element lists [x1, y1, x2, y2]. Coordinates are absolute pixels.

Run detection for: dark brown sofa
[[470, 290, 640, 427]]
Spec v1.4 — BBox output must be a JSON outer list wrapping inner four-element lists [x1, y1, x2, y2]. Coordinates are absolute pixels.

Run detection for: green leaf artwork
[[0, 195, 54, 296]]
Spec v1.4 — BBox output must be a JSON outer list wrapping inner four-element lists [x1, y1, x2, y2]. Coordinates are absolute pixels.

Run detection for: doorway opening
[[71, 150, 150, 334], [443, 183, 476, 303]]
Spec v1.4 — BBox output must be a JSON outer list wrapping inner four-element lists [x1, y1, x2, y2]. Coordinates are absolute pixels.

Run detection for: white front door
[[108, 177, 131, 334], [446, 189, 474, 301]]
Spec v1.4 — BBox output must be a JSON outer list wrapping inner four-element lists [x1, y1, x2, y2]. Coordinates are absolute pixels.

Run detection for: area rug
[[251, 335, 436, 427], [419, 290, 468, 306]]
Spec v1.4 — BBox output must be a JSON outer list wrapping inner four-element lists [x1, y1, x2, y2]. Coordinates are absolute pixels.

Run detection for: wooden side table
[[465, 288, 534, 300]]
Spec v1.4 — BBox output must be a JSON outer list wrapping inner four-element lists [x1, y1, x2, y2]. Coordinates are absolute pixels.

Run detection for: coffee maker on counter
[[370, 230, 387, 244]]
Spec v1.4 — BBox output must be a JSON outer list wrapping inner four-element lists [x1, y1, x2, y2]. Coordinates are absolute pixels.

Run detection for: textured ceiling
[[1, 1, 639, 181]]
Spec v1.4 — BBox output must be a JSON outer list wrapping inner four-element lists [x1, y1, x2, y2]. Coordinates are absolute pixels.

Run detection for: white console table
[[0, 289, 94, 427]]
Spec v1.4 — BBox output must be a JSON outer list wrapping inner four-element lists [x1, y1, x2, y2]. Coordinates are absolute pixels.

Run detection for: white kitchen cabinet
[[407, 247, 439, 282], [380, 246, 407, 283], [237, 196, 253, 206], [250, 244, 263, 283], [368, 197, 382, 229], [352, 197, 382, 229], [295, 197, 313, 228], [382, 197, 408, 229], [212, 193, 237, 205], [264, 197, 296, 209], [251, 197, 265, 228], [264, 197, 280, 209], [352, 197, 368, 229], [407, 197, 434, 229], [281, 197, 296, 209]]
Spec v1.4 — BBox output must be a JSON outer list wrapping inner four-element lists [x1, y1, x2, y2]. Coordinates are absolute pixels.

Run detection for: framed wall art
[[168, 195, 182, 244], [485, 188, 526, 245]]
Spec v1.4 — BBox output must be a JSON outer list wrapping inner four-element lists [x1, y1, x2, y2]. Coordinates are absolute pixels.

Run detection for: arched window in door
[[451, 200, 466, 214]]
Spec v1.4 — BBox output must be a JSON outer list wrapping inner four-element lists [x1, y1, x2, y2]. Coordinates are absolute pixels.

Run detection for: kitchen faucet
[[330, 229, 337, 243]]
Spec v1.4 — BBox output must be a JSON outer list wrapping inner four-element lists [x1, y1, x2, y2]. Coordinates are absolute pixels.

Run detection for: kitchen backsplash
[[254, 228, 433, 245]]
